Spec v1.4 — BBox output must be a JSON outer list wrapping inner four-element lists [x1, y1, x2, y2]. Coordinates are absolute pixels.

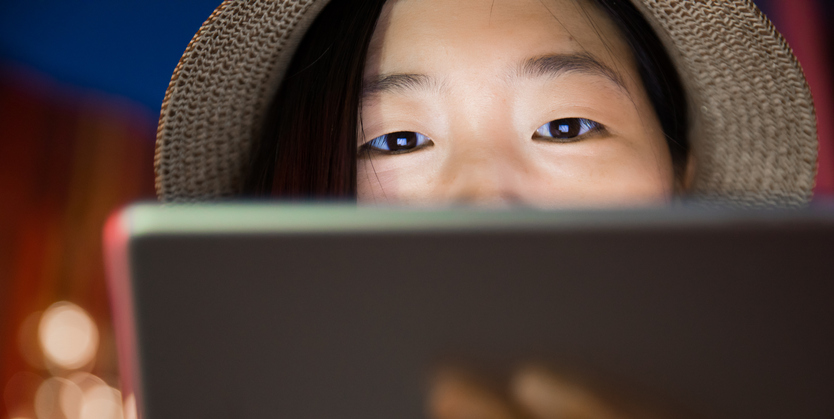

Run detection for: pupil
[[550, 119, 580, 138], [387, 131, 417, 151]]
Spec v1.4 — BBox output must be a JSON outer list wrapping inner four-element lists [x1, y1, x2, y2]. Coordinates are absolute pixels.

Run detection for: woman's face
[[357, 0, 674, 207]]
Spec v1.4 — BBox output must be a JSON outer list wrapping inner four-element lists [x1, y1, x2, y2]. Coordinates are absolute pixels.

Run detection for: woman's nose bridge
[[438, 123, 528, 203]]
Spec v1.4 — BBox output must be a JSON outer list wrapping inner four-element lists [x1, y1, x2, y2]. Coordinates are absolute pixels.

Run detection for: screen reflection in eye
[[361, 118, 602, 155], [534, 118, 603, 142], [361, 131, 433, 154]]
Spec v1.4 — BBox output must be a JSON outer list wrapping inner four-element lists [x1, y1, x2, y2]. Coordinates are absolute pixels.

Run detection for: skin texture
[[357, 0, 674, 207]]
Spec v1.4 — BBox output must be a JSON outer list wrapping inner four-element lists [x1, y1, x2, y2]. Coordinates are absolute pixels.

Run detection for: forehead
[[367, 0, 635, 79]]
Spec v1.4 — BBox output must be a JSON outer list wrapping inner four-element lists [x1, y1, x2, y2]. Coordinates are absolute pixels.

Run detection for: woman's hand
[[428, 365, 658, 419]]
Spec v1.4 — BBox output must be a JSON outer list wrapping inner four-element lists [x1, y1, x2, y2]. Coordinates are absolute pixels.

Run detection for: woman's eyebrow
[[362, 53, 625, 99], [362, 73, 438, 98], [517, 53, 626, 90]]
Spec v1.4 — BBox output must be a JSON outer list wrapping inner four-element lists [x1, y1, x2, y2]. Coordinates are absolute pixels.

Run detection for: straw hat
[[155, 0, 818, 205]]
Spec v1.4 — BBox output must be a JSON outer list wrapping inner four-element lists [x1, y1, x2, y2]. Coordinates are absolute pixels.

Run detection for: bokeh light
[[65, 373, 124, 419], [79, 384, 123, 419], [34, 377, 77, 419], [5, 303, 122, 419], [58, 374, 89, 419], [38, 302, 99, 370], [123, 394, 137, 419]]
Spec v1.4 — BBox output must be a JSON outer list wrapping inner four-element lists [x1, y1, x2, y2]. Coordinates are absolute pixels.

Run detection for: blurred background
[[0, 1, 833, 419]]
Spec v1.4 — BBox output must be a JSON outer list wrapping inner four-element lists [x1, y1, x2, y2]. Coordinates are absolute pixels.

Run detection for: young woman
[[151, 1, 819, 414], [251, 0, 689, 207], [155, 0, 817, 206]]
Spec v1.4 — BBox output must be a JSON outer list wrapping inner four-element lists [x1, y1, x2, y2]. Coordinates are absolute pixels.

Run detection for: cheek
[[357, 153, 441, 205], [358, 141, 674, 207], [527, 137, 675, 206], [357, 159, 394, 204]]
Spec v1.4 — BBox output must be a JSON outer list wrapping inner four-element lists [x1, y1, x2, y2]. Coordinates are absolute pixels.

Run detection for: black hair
[[246, 0, 688, 196], [594, 0, 689, 183], [246, 0, 387, 197]]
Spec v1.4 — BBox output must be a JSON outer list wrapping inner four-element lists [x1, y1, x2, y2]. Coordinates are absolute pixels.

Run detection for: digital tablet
[[104, 204, 834, 419]]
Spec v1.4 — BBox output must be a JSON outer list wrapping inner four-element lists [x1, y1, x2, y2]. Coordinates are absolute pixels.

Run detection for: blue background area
[[0, 0, 775, 113], [0, 1, 221, 111]]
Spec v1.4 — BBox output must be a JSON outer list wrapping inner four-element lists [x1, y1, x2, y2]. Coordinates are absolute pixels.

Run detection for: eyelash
[[360, 118, 603, 155], [533, 118, 603, 142], [360, 131, 434, 155]]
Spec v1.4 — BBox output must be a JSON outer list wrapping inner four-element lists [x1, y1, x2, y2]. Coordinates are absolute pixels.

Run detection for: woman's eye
[[534, 118, 602, 142], [362, 131, 433, 154]]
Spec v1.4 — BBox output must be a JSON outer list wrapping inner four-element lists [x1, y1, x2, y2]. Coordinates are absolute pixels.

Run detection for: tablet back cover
[[105, 205, 834, 419]]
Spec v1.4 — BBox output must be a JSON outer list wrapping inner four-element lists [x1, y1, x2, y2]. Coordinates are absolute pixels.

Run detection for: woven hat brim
[[155, 0, 328, 200], [155, 0, 818, 205], [632, 0, 817, 205]]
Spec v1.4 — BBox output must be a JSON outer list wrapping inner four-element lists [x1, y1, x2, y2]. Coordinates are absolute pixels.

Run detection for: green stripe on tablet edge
[[120, 202, 829, 236]]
